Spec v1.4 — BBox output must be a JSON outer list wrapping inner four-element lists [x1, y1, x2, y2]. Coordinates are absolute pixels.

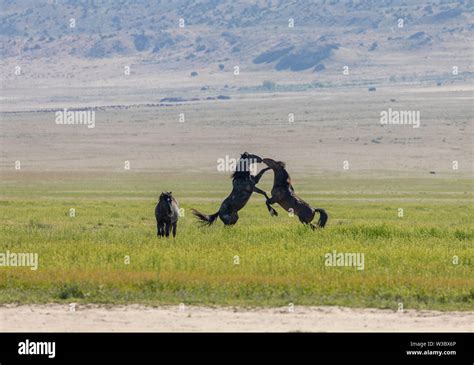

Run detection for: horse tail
[[191, 209, 219, 226], [313, 208, 328, 228]]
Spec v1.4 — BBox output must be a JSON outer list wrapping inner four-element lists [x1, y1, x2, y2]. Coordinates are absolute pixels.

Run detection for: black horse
[[192, 152, 275, 225], [155, 191, 180, 237], [262, 158, 328, 229]]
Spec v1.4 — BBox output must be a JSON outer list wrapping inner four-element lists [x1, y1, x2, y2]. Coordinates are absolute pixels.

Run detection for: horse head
[[240, 152, 262, 164], [160, 192, 174, 217], [231, 152, 262, 177], [262, 158, 286, 170]]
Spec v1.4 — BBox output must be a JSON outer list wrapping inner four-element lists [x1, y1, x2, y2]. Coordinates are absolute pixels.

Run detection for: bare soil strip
[[1, 305, 472, 332]]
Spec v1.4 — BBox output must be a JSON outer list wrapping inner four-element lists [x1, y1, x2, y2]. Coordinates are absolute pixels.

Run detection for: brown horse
[[262, 158, 328, 229]]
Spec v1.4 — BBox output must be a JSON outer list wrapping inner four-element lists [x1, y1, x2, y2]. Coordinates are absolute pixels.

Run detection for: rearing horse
[[192, 152, 275, 226], [262, 158, 328, 229]]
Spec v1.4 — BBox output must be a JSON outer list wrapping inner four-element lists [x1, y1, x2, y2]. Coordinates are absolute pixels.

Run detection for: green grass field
[[0, 171, 473, 310]]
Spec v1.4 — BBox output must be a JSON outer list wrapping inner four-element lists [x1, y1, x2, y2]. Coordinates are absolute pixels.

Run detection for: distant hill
[[0, 0, 472, 85]]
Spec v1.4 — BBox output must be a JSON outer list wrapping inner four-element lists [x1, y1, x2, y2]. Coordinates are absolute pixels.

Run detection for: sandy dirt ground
[[1, 304, 473, 332]]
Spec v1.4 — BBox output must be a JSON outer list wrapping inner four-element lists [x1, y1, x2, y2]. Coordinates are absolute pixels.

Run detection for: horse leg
[[303, 208, 328, 229], [172, 222, 177, 237], [220, 211, 238, 225], [254, 167, 271, 184], [157, 222, 164, 237], [253, 186, 278, 216], [220, 212, 232, 225], [165, 222, 171, 237], [302, 221, 316, 230], [228, 211, 239, 225], [299, 206, 327, 229], [253, 186, 270, 200], [266, 196, 279, 217]]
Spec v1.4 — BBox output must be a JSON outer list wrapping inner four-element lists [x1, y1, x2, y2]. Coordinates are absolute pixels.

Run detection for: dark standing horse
[[192, 152, 275, 225], [155, 192, 180, 237], [262, 158, 328, 229]]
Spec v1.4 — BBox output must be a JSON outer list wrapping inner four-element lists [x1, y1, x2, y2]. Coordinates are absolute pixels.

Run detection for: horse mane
[[231, 170, 250, 179], [276, 161, 286, 168]]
